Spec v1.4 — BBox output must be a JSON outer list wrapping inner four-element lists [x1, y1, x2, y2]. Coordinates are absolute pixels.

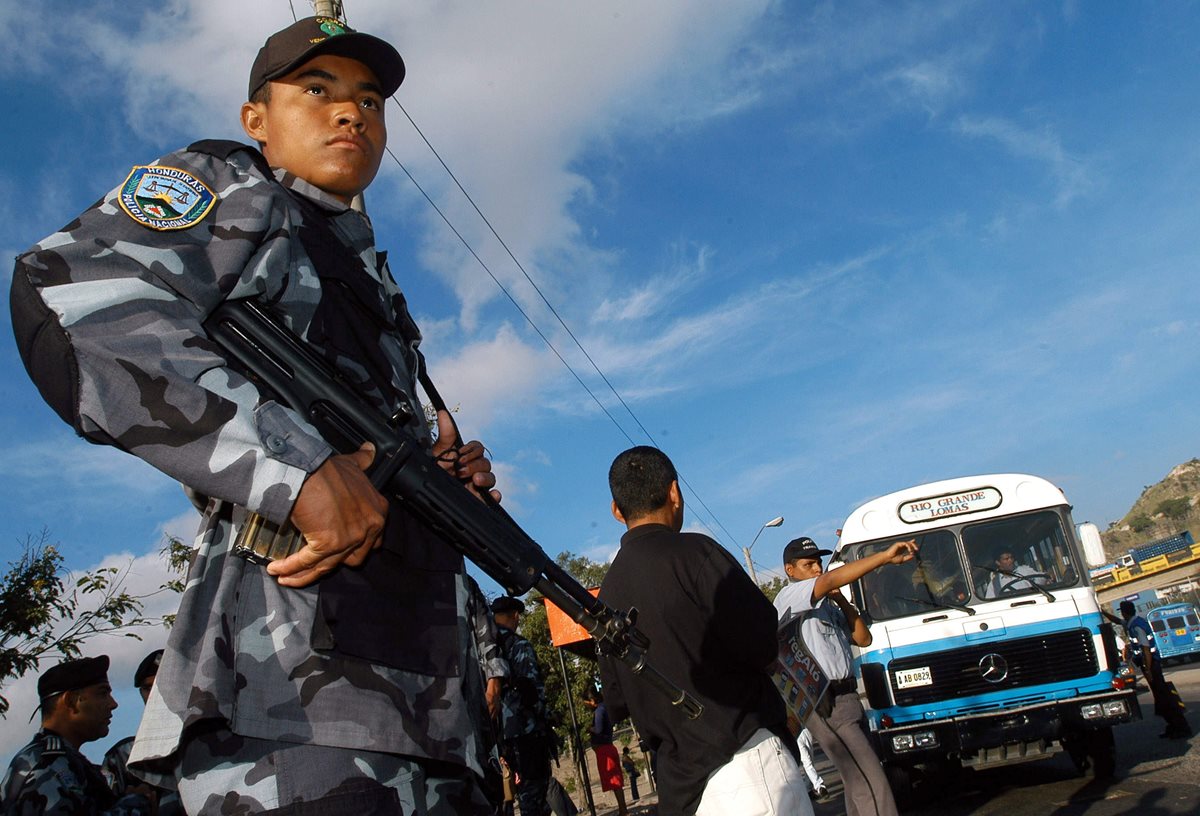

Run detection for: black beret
[[491, 596, 526, 615], [38, 656, 110, 700], [134, 650, 164, 688]]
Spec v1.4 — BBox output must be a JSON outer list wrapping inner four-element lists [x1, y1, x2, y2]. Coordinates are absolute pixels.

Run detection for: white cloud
[[0, 437, 175, 499], [424, 322, 551, 433], [954, 114, 1096, 205]]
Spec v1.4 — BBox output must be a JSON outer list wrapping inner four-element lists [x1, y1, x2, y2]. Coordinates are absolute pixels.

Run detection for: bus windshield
[[963, 510, 1079, 600], [854, 510, 1083, 620], [859, 530, 969, 619]]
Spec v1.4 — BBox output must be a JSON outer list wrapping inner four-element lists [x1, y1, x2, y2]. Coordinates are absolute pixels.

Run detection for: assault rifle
[[204, 299, 703, 720]]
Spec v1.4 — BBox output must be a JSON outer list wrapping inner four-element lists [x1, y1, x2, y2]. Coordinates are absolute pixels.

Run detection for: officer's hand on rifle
[[268, 442, 389, 587], [432, 410, 501, 502]]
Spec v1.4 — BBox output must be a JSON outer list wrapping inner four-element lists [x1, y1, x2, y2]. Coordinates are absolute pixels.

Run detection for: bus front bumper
[[875, 688, 1140, 766]]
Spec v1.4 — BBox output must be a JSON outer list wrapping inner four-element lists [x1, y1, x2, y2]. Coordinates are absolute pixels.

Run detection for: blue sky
[[3, 0, 1200, 759]]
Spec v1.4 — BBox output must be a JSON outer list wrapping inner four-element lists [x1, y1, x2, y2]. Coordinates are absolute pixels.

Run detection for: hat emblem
[[318, 18, 347, 38]]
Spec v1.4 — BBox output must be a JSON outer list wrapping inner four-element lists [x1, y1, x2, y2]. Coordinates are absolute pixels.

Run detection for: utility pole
[[311, 1, 345, 20]]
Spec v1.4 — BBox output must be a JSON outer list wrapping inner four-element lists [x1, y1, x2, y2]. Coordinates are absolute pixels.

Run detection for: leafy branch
[[0, 529, 190, 718]]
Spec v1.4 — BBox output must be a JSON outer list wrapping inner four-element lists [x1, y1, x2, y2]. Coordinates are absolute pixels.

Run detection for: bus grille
[[888, 628, 1097, 707]]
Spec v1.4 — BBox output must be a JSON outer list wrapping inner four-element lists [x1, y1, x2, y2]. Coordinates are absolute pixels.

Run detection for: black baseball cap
[[783, 537, 832, 563], [491, 596, 525, 615], [38, 656, 110, 701], [249, 16, 406, 100]]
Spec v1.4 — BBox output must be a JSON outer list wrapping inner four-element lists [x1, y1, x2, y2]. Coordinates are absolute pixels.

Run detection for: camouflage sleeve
[[11, 148, 332, 523], [507, 636, 546, 709], [3, 752, 149, 816], [465, 579, 509, 680]]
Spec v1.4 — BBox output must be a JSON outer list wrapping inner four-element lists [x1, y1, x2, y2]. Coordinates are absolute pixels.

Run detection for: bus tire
[[1088, 726, 1116, 779], [885, 764, 915, 811]]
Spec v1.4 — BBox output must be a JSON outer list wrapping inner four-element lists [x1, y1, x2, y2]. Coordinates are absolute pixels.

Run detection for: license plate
[[896, 667, 933, 689]]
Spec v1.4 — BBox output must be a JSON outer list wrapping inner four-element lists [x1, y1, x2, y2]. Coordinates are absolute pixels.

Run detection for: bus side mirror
[[1077, 522, 1106, 568]]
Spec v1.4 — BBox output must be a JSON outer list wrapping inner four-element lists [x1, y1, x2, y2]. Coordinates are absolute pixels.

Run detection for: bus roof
[[836, 473, 1069, 551], [1147, 603, 1199, 618]]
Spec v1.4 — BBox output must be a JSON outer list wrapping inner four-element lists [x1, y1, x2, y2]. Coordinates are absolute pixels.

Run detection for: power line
[[381, 145, 638, 447], [389, 101, 742, 549]]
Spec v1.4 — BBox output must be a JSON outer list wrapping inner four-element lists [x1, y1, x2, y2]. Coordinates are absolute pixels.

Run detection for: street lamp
[[743, 516, 784, 585]]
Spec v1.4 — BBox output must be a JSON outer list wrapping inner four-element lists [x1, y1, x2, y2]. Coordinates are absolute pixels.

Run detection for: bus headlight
[[891, 730, 938, 752], [1080, 700, 1127, 720], [1102, 700, 1127, 717]]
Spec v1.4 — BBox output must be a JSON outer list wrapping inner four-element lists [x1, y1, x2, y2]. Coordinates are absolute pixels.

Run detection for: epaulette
[[189, 139, 274, 179], [41, 732, 68, 756]]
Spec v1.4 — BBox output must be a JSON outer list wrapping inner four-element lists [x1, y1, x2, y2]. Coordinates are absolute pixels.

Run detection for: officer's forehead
[[278, 54, 383, 91]]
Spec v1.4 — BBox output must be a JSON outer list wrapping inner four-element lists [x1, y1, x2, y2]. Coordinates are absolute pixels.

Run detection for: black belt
[[828, 678, 858, 696]]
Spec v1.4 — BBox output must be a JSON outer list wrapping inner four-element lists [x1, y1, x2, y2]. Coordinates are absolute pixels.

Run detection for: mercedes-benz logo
[[979, 653, 1009, 683]]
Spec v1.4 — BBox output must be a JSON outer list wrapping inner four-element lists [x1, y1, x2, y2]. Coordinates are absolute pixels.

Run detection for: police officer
[[1, 656, 151, 815], [1120, 601, 1192, 739], [12, 15, 498, 814], [774, 537, 917, 816], [492, 596, 553, 816], [101, 651, 181, 815]]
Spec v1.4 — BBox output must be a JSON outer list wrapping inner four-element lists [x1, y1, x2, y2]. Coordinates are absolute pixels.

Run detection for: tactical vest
[[191, 141, 463, 679]]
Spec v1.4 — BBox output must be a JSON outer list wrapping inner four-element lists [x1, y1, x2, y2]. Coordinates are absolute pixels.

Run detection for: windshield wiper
[[973, 564, 1056, 602], [899, 595, 977, 616]]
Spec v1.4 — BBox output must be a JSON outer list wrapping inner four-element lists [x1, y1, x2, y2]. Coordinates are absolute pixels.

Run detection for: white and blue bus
[[1146, 602, 1200, 663], [832, 474, 1140, 797]]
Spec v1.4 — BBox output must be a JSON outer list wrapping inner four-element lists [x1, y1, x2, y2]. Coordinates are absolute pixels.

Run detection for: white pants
[[695, 728, 813, 816], [797, 727, 824, 790]]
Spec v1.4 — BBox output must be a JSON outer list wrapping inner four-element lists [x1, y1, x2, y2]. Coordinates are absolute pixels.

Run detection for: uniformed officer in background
[[101, 650, 181, 815], [492, 596, 554, 816], [1120, 601, 1192, 739], [1, 656, 151, 815]]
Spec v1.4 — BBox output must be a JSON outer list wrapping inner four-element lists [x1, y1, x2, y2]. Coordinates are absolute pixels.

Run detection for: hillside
[[1100, 458, 1200, 562]]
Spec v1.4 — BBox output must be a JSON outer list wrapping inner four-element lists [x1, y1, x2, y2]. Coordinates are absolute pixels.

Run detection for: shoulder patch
[[119, 165, 216, 231]]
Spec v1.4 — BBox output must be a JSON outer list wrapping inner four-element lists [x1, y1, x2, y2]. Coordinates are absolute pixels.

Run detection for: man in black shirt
[[596, 446, 810, 816]]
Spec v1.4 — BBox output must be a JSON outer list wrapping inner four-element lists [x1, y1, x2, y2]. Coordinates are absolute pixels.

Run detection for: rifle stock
[[204, 299, 703, 719]]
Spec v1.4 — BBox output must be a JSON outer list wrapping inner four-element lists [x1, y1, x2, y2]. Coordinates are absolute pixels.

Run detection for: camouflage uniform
[[1, 730, 151, 815], [496, 622, 552, 816], [465, 578, 510, 805], [100, 738, 181, 816], [11, 142, 490, 813]]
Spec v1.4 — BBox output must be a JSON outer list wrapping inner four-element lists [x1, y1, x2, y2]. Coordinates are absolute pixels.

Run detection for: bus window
[[857, 530, 964, 619], [963, 511, 1076, 599], [1151, 619, 1166, 632]]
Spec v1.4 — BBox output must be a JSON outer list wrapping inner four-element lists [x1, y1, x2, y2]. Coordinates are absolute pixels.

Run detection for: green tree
[[759, 575, 788, 602], [0, 530, 188, 717], [518, 552, 609, 762], [1128, 514, 1154, 533], [1154, 497, 1191, 520]]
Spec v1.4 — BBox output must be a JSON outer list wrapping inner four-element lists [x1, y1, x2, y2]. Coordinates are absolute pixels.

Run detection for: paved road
[[811, 662, 1200, 816]]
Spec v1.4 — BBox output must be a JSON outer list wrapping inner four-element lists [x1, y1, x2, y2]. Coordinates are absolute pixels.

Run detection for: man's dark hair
[[609, 446, 677, 521], [1119, 600, 1136, 617]]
